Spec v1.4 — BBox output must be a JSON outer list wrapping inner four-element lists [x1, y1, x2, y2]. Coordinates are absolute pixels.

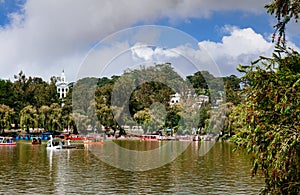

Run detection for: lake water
[[0, 141, 264, 194]]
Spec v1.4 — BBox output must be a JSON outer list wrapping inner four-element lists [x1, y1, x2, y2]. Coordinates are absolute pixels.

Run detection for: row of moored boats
[[0, 135, 104, 150]]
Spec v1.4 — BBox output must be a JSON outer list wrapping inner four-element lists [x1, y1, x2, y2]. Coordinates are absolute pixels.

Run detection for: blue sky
[[0, 0, 299, 81], [0, 0, 24, 25], [157, 11, 273, 42]]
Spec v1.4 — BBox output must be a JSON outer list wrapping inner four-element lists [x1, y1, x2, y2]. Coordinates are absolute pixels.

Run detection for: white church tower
[[56, 70, 69, 99]]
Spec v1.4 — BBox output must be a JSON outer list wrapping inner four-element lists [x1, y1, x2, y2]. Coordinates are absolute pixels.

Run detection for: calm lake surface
[[0, 141, 264, 194]]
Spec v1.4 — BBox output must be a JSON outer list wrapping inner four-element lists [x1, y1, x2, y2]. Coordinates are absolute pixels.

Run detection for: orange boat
[[84, 140, 104, 145]]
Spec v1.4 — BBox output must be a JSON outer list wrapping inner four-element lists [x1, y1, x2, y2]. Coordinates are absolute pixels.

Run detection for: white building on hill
[[56, 70, 69, 99], [170, 92, 209, 108], [170, 93, 181, 107]]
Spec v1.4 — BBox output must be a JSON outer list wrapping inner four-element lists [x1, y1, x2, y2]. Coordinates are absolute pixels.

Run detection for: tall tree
[[61, 104, 74, 132], [12, 71, 28, 128], [0, 104, 14, 133], [45, 76, 60, 105], [49, 103, 62, 131], [223, 75, 241, 105], [133, 109, 151, 134], [232, 1, 300, 194], [95, 82, 117, 135], [232, 47, 300, 194], [0, 80, 16, 107], [39, 105, 51, 130], [20, 105, 38, 133]]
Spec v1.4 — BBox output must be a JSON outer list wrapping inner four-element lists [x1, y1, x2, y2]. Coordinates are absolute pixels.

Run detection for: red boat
[[69, 134, 85, 141], [0, 136, 16, 146], [141, 134, 160, 141], [31, 137, 42, 145]]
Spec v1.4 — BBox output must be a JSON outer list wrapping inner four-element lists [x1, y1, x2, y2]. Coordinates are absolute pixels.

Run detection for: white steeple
[[61, 70, 66, 83], [56, 70, 69, 99]]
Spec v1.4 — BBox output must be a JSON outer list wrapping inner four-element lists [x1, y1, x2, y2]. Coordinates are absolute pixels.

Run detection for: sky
[[0, 0, 299, 82]]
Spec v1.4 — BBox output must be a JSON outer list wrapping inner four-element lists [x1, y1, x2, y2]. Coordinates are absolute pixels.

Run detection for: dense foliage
[[0, 71, 73, 132], [0, 64, 239, 136], [231, 1, 300, 194], [0, 1, 298, 194], [232, 47, 300, 194]]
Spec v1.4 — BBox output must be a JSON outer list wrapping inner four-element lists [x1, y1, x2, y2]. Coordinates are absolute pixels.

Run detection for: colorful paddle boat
[[0, 136, 16, 146]]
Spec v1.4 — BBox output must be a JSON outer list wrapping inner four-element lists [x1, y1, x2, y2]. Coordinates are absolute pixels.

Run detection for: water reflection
[[0, 141, 264, 194], [88, 140, 191, 171]]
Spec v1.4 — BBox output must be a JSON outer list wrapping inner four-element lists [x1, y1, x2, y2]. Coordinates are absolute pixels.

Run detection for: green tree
[[0, 104, 14, 133], [96, 104, 119, 136], [12, 71, 28, 128], [133, 109, 151, 134], [175, 96, 200, 133], [73, 112, 89, 135], [0, 80, 16, 108], [39, 105, 51, 130], [186, 71, 208, 93], [61, 104, 75, 132], [198, 104, 211, 133], [201, 102, 234, 137], [165, 108, 181, 133], [95, 82, 118, 135], [44, 76, 60, 106], [87, 100, 101, 132], [72, 77, 98, 114], [100, 63, 185, 136], [233, 48, 300, 194], [20, 105, 38, 132], [49, 103, 62, 131], [232, 48, 300, 194], [130, 81, 174, 115], [231, 1, 300, 193], [186, 71, 225, 104], [223, 75, 241, 105], [25, 76, 57, 108]]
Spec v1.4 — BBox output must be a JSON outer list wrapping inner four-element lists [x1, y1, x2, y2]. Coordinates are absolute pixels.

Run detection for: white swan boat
[[46, 135, 62, 150]]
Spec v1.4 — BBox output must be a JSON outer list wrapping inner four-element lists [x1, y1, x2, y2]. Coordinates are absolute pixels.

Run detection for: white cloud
[[131, 43, 180, 62], [198, 26, 274, 76], [131, 44, 155, 61], [0, 0, 276, 81], [129, 26, 277, 78]]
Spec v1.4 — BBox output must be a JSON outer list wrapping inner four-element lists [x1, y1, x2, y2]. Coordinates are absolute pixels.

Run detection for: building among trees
[[170, 92, 180, 107], [55, 70, 69, 107], [170, 92, 209, 108], [56, 70, 69, 99]]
